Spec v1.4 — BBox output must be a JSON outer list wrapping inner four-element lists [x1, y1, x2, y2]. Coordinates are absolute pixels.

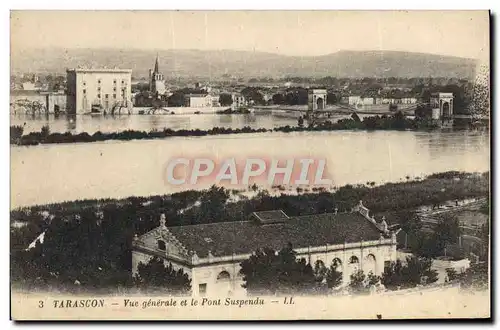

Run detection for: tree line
[[11, 110, 477, 146]]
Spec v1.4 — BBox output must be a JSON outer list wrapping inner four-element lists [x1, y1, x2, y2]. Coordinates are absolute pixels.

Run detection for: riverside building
[[132, 200, 398, 297], [66, 68, 132, 114]]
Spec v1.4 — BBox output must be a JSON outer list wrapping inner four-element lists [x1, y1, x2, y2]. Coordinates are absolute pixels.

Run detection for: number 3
[[38, 300, 44, 308]]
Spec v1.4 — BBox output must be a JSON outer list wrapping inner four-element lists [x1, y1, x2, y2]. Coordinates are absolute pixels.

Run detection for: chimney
[[379, 216, 388, 233], [159, 213, 166, 228]]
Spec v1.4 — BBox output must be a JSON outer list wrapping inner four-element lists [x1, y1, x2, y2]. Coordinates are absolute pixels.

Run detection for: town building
[[210, 94, 221, 107], [348, 96, 361, 105], [10, 90, 67, 115], [231, 93, 247, 109], [66, 68, 132, 114], [184, 94, 212, 107], [149, 55, 166, 96], [132, 200, 398, 297]]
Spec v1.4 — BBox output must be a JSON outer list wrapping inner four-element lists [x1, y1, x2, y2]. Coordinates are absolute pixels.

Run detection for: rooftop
[[185, 93, 209, 98], [166, 210, 385, 258], [67, 68, 132, 74]]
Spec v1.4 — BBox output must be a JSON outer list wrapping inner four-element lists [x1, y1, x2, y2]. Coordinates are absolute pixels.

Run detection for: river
[[11, 129, 489, 209], [11, 112, 303, 134], [9, 110, 376, 134]]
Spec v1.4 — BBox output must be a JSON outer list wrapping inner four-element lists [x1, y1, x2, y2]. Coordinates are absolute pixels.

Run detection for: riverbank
[[215, 108, 251, 114], [11, 112, 445, 146]]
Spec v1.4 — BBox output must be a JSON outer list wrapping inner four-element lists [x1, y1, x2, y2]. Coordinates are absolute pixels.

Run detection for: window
[[97, 87, 101, 92], [83, 82, 86, 86], [113, 94, 116, 99], [83, 89, 86, 94], [217, 271, 231, 281], [113, 80, 117, 84], [121, 80, 125, 84], [98, 79, 101, 84], [113, 87, 116, 92], [97, 94, 101, 99], [349, 256, 359, 264], [384, 261, 391, 273], [332, 258, 342, 270], [199, 283, 207, 295], [105, 94, 109, 99], [157, 240, 166, 251]]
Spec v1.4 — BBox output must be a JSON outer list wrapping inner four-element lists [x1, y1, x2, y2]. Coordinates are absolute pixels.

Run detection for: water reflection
[[11, 112, 300, 134]]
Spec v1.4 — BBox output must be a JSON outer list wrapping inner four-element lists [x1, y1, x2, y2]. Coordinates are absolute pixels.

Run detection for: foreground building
[[132, 201, 398, 297], [66, 68, 132, 114]]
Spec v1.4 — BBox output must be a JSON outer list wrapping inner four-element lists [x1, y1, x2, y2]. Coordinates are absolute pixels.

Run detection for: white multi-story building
[[132, 200, 398, 297], [66, 68, 132, 114], [184, 94, 212, 107]]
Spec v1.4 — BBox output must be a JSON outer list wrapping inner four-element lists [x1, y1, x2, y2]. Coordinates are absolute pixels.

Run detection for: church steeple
[[153, 53, 160, 74]]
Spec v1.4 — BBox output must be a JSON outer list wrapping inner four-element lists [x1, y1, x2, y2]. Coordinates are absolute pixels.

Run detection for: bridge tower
[[308, 89, 327, 111], [430, 92, 454, 120]]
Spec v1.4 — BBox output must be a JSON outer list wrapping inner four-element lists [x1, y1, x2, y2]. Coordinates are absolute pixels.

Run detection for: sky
[[11, 11, 490, 60]]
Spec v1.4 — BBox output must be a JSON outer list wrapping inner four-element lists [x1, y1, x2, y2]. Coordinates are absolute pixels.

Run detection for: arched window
[[314, 260, 327, 280], [315, 260, 326, 269], [217, 271, 231, 281], [349, 256, 359, 264], [365, 254, 377, 275], [332, 258, 343, 271], [365, 254, 376, 262], [157, 240, 166, 251]]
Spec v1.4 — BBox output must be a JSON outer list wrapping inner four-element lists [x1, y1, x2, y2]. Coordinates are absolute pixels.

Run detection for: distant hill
[[10, 48, 478, 79]]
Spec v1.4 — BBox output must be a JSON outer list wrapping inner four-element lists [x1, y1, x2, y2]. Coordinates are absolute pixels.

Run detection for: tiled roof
[[168, 211, 383, 258], [185, 93, 208, 98]]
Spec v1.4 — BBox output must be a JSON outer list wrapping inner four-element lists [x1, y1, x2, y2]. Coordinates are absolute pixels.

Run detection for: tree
[[453, 260, 488, 290], [168, 91, 186, 107], [445, 268, 458, 282], [399, 211, 422, 236], [313, 260, 327, 283], [433, 214, 462, 257], [240, 244, 320, 295], [134, 257, 191, 295], [327, 93, 337, 105], [10, 125, 24, 144], [241, 87, 265, 105], [272, 93, 285, 105], [391, 111, 406, 130], [351, 112, 361, 123], [435, 214, 461, 245], [297, 116, 304, 128], [349, 270, 367, 294], [219, 93, 233, 106], [325, 260, 343, 289], [41, 125, 50, 139], [382, 256, 438, 290]]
